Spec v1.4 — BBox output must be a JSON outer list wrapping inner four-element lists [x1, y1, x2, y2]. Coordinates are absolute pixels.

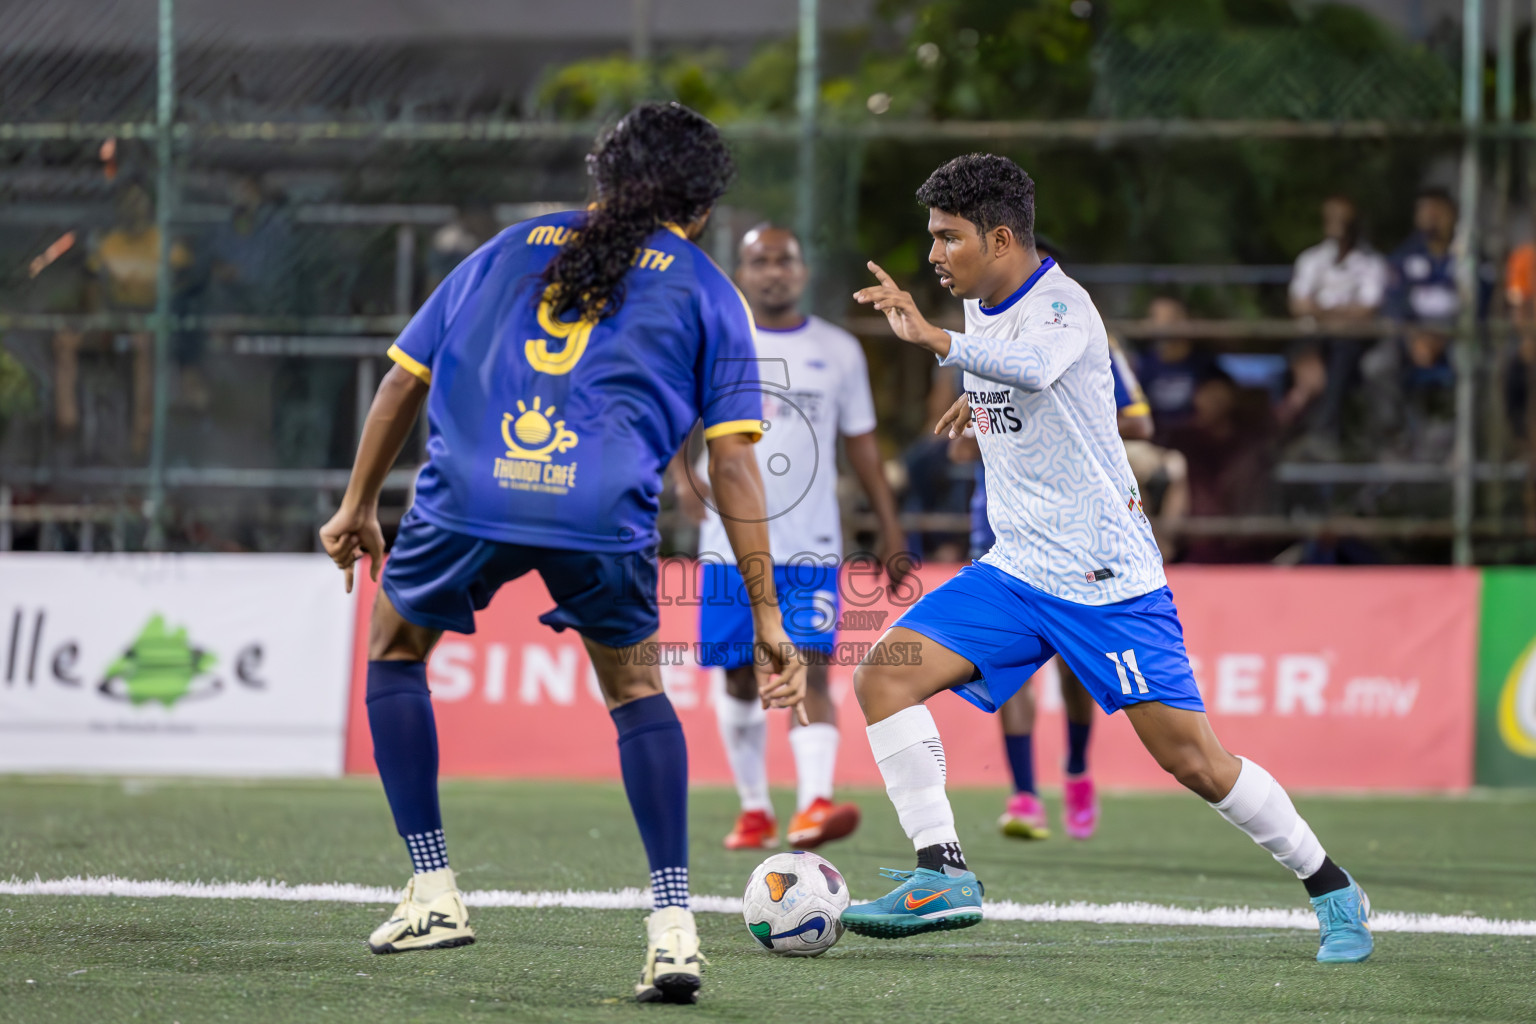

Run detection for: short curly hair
[[915, 153, 1035, 250]]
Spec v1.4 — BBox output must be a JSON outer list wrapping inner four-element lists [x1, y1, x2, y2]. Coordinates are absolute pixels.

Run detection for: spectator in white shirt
[[1282, 196, 1388, 456], [1289, 196, 1389, 320]]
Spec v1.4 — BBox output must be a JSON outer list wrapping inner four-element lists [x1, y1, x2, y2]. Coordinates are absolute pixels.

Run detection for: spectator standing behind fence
[[1163, 371, 1279, 563], [1135, 295, 1217, 443], [199, 176, 294, 411], [1378, 188, 1472, 457], [1500, 238, 1536, 456], [1283, 196, 1388, 458], [62, 181, 191, 456]]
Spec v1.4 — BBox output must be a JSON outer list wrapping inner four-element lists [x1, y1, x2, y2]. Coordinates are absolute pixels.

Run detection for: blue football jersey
[[388, 210, 763, 552]]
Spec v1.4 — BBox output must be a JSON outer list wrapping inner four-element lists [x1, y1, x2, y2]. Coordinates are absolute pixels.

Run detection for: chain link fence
[[1, 0, 1532, 563]]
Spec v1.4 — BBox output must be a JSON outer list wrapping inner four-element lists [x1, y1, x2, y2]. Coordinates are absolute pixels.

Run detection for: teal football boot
[[841, 867, 984, 939], [1311, 871, 1373, 963]]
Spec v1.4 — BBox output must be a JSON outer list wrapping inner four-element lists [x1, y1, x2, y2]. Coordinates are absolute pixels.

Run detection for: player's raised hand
[[319, 503, 384, 594], [754, 619, 810, 726], [853, 262, 951, 355], [934, 392, 973, 439]]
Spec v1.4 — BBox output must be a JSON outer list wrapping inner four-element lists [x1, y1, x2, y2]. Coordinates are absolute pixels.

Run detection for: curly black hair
[[542, 102, 735, 322], [915, 153, 1035, 251]]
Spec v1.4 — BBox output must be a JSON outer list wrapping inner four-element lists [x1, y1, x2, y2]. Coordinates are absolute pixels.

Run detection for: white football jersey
[[943, 259, 1166, 605], [697, 315, 877, 564]]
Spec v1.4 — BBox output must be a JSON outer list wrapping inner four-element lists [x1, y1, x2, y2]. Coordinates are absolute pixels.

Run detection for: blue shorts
[[696, 562, 839, 670], [894, 561, 1204, 716], [381, 508, 659, 648]]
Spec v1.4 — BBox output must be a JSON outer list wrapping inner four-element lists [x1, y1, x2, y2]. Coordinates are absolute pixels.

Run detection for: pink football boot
[[998, 791, 1051, 839], [1062, 772, 1100, 840]]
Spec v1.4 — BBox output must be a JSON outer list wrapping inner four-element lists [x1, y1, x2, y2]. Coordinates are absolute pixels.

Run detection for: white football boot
[[635, 906, 704, 1004], [368, 867, 476, 954]]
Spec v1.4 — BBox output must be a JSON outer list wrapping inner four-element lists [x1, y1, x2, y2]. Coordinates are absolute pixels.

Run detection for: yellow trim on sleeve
[[388, 344, 432, 384], [703, 419, 764, 442], [1120, 401, 1151, 418]]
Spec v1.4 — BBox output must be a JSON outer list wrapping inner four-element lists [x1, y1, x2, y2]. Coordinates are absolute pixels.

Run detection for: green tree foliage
[[0, 344, 36, 437], [531, 1, 1459, 316]]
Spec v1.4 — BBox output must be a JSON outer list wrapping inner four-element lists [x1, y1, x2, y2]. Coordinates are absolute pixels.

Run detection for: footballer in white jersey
[[839, 154, 1373, 967], [671, 226, 908, 853]]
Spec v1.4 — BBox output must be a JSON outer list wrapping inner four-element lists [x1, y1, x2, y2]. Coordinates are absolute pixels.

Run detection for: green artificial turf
[[2, 777, 1533, 1023]]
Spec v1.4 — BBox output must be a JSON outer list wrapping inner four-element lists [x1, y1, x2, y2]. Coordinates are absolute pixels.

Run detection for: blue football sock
[[1004, 732, 1036, 794], [1065, 720, 1091, 776], [611, 693, 689, 910], [366, 660, 448, 874]]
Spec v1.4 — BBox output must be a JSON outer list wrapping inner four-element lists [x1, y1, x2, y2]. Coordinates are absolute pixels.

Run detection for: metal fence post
[[145, 0, 176, 551], [796, 0, 819, 310], [1452, 0, 1484, 565]]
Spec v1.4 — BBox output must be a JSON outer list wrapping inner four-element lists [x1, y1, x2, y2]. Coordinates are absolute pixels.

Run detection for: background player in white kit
[[840, 154, 1374, 965], [673, 225, 909, 851]]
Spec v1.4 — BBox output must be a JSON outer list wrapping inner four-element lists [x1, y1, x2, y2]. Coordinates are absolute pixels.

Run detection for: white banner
[[0, 554, 355, 777]]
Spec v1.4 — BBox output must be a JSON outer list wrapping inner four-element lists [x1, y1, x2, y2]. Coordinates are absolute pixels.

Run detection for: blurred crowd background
[[2, 0, 1535, 566]]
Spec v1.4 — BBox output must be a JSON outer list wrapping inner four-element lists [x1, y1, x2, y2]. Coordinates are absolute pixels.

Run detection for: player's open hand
[[319, 503, 384, 594], [934, 392, 973, 439], [854, 262, 950, 354], [753, 619, 810, 726]]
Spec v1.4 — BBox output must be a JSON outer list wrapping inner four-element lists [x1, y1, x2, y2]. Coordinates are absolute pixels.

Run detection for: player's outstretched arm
[[319, 364, 428, 592], [853, 262, 952, 356], [705, 432, 809, 724]]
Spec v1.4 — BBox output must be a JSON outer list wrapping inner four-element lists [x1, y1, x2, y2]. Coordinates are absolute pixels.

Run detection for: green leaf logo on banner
[[99, 614, 219, 707]]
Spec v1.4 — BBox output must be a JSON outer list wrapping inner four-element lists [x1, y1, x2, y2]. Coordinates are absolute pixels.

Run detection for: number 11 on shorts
[[1106, 649, 1149, 695]]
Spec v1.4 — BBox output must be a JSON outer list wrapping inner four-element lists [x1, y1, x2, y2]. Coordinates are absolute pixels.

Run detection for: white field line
[[2, 876, 1533, 938]]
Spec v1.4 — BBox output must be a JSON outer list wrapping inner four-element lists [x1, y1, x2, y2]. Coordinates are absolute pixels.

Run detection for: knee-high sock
[[788, 722, 839, 812], [612, 693, 690, 910], [1003, 732, 1035, 794], [1064, 720, 1091, 776], [714, 692, 771, 813], [1209, 757, 1326, 878], [867, 705, 959, 851], [366, 660, 449, 876]]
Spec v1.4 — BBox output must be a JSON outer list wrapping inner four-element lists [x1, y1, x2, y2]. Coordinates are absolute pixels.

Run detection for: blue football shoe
[[1311, 871, 1373, 963], [841, 867, 985, 939]]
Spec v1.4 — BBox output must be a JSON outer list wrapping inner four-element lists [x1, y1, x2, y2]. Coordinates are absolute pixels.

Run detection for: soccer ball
[[741, 851, 850, 957]]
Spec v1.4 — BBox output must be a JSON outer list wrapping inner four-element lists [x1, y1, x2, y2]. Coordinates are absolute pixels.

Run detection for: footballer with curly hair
[[321, 102, 807, 1003]]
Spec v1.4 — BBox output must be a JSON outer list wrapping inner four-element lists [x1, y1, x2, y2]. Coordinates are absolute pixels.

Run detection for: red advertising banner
[[344, 564, 1478, 791]]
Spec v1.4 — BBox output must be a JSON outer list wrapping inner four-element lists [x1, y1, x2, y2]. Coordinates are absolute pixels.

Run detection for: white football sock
[[1209, 756, 1326, 878], [788, 722, 839, 812], [715, 692, 771, 813], [866, 705, 958, 849]]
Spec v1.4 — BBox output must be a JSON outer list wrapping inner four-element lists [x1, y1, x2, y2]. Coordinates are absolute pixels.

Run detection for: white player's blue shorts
[[893, 561, 1204, 715], [697, 562, 839, 670]]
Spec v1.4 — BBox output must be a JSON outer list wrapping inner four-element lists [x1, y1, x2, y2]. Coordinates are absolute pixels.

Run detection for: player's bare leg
[[1123, 701, 1374, 963], [363, 592, 475, 954], [842, 628, 987, 938], [717, 652, 859, 849], [583, 633, 703, 1004], [717, 664, 778, 848], [997, 683, 1049, 838], [785, 653, 860, 848], [1058, 663, 1100, 839]]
